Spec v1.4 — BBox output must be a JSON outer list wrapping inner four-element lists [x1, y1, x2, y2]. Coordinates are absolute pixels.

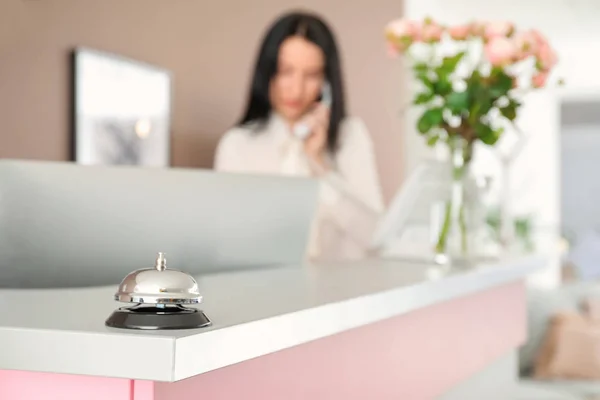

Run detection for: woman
[[215, 11, 384, 261]]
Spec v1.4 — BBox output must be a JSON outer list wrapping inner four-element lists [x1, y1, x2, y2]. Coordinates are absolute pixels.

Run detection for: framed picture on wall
[[71, 47, 172, 167]]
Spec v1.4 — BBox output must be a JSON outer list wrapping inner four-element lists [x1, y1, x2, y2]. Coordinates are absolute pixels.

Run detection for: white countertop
[[0, 257, 543, 382]]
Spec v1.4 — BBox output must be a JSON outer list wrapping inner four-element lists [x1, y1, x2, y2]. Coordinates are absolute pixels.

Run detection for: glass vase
[[498, 158, 515, 250], [492, 131, 528, 255], [432, 138, 481, 265]]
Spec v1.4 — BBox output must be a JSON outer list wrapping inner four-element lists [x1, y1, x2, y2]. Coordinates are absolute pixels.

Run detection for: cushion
[[533, 311, 600, 379], [520, 282, 600, 374]]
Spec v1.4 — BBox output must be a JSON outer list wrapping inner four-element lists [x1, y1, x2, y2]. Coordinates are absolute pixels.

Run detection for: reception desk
[[0, 257, 542, 399]]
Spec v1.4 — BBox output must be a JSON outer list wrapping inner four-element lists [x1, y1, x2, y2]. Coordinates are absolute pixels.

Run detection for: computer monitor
[[0, 160, 318, 288]]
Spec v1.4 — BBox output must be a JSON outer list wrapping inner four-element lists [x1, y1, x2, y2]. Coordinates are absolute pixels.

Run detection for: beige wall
[[0, 0, 404, 199]]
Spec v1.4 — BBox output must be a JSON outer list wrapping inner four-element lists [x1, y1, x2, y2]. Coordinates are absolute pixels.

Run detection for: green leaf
[[499, 98, 521, 121], [417, 107, 444, 134], [445, 91, 470, 114], [475, 122, 504, 145], [479, 98, 495, 115], [489, 72, 514, 99], [414, 63, 432, 89], [468, 86, 493, 118], [474, 122, 492, 144], [500, 105, 517, 121], [416, 72, 435, 91], [434, 76, 453, 96], [466, 70, 500, 119], [426, 135, 440, 147], [438, 52, 466, 75], [413, 63, 429, 74], [414, 91, 435, 105]]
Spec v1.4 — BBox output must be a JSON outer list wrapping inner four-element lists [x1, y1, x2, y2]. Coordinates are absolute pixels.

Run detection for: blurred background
[[3, 0, 600, 243], [0, 0, 404, 199]]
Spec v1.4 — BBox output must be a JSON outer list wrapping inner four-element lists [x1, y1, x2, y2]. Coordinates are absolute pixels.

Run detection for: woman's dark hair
[[238, 11, 347, 153]]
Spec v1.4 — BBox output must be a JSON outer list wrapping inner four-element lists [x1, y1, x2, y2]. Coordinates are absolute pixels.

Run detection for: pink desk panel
[[0, 281, 526, 400]]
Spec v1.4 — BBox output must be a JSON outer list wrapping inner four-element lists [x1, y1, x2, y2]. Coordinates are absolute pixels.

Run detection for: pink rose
[[513, 30, 539, 59], [421, 21, 444, 42], [484, 21, 514, 39], [530, 29, 547, 47], [523, 29, 558, 71], [448, 25, 470, 40], [537, 42, 558, 71], [386, 19, 418, 40], [532, 71, 549, 88], [385, 19, 419, 53], [485, 37, 518, 66], [469, 21, 486, 37]]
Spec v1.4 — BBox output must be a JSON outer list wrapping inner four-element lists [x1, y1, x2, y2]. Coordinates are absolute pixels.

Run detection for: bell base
[[105, 304, 212, 330]]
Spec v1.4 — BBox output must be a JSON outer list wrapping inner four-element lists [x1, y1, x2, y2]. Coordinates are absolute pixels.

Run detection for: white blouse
[[214, 113, 384, 261]]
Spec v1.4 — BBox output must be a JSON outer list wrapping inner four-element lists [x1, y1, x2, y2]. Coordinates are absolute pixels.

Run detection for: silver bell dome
[[114, 252, 201, 305]]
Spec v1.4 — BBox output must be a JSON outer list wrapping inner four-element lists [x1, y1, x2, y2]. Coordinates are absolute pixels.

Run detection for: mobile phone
[[293, 81, 332, 140]]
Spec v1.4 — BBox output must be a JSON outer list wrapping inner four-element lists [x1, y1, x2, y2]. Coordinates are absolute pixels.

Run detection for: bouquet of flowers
[[385, 18, 561, 259], [386, 18, 560, 153]]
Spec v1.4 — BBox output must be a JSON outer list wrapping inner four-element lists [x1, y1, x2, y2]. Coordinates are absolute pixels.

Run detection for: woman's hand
[[302, 103, 330, 170]]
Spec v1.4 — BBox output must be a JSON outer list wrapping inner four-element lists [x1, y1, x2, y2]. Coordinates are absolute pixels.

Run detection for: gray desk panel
[[0, 160, 318, 288]]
